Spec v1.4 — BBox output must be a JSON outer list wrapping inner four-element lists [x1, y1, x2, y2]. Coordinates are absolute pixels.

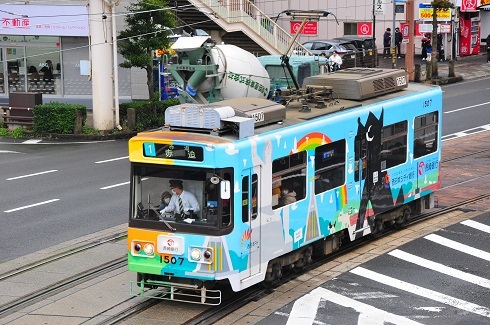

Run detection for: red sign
[[357, 22, 372, 36], [290, 21, 318, 35], [461, 0, 478, 12]]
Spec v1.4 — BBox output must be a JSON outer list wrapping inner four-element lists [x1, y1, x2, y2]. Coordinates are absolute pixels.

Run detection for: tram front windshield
[[130, 164, 232, 229]]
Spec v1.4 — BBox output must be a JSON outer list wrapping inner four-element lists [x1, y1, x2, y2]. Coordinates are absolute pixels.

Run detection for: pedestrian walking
[[487, 34, 490, 63], [383, 28, 391, 59], [421, 34, 430, 61], [394, 27, 402, 58]]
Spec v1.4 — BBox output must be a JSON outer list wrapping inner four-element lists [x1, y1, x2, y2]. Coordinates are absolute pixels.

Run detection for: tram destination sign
[[143, 143, 203, 161]]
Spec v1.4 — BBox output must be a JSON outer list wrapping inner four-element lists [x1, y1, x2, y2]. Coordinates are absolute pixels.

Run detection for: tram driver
[[161, 179, 200, 219]]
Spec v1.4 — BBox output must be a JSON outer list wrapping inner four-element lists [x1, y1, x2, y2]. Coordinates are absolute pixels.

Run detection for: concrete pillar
[[89, 0, 115, 131], [405, 0, 415, 81]]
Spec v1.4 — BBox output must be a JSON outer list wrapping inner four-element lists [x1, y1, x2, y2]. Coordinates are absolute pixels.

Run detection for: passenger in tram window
[[159, 191, 172, 211], [414, 138, 427, 158], [278, 182, 297, 207]]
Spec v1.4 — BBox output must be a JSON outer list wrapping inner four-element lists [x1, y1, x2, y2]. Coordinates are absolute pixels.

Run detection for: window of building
[[272, 151, 307, 209], [314, 140, 346, 194], [414, 111, 439, 158], [380, 121, 408, 169], [344, 23, 357, 36]]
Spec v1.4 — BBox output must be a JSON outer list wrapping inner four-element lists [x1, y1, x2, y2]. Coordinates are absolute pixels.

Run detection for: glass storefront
[[1, 36, 62, 95]]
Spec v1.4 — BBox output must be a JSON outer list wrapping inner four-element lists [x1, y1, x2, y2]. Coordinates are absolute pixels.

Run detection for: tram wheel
[[394, 209, 410, 229]]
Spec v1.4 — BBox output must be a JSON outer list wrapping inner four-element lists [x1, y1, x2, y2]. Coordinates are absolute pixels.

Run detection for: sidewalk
[[377, 52, 490, 82]]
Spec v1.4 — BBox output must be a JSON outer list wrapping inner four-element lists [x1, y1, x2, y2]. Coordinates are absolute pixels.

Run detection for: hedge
[[119, 99, 179, 131], [33, 102, 87, 134]]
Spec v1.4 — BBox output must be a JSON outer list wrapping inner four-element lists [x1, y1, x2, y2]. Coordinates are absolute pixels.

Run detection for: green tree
[[118, 0, 174, 99], [429, 0, 454, 80]]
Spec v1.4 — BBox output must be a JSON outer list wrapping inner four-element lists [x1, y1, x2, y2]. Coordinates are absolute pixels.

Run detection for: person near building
[[328, 50, 343, 72], [394, 27, 403, 58], [383, 28, 392, 58], [487, 34, 490, 63], [421, 34, 430, 61]]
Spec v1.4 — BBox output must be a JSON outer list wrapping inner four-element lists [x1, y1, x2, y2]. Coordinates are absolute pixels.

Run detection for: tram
[[128, 68, 442, 305]]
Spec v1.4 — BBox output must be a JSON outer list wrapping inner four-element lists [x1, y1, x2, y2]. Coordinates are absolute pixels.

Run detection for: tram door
[[354, 133, 368, 199], [240, 168, 261, 280]]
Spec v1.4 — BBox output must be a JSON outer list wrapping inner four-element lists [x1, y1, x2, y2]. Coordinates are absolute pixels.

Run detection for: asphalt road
[[441, 77, 490, 136], [0, 139, 129, 263]]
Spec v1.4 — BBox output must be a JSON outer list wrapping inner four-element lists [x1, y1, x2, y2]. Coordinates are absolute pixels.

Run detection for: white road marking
[[388, 249, 490, 289], [100, 181, 129, 190], [100, 177, 147, 190], [286, 287, 423, 325], [4, 199, 60, 213], [445, 101, 490, 114], [0, 150, 23, 154], [351, 267, 490, 318], [95, 156, 128, 164], [424, 234, 490, 262], [22, 139, 42, 144], [6, 169, 58, 181], [461, 220, 490, 234], [442, 124, 490, 142]]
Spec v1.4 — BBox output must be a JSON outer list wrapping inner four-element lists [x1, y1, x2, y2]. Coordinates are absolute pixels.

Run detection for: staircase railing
[[189, 0, 311, 56]]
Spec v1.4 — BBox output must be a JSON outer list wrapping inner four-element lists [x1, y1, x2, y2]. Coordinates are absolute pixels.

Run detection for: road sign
[[374, 0, 384, 16]]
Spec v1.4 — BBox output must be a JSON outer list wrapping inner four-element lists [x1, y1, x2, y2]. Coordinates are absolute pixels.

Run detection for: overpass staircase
[[173, 0, 311, 56]]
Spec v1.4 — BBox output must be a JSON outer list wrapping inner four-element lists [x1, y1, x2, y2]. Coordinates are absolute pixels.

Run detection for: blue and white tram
[[128, 71, 442, 304]]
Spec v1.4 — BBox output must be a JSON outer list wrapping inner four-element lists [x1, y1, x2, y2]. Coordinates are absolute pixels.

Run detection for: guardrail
[[1, 106, 34, 128]]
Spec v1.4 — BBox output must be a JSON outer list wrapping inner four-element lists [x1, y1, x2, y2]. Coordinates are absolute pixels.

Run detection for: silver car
[[301, 40, 359, 68]]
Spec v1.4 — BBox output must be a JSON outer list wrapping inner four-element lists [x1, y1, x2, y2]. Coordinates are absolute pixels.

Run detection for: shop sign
[[416, 23, 451, 36], [290, 21, 318, 35], [357, 22, 372, 36], [0, 5, 88, 36], [461, 0, 478, 11], [418, 4, 451, 21]]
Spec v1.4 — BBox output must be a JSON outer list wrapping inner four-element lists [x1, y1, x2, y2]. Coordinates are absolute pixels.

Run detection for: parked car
[[333, 36, 377, 67], [301, 40, 359, 68]]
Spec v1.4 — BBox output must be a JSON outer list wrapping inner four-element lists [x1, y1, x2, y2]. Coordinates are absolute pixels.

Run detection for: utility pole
[[405, 0, 415, 80], [88, 0, 115, 131]]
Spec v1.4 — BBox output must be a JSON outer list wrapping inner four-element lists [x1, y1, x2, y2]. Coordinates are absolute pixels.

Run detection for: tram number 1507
[[162, 256, 184, 265], [251, 111, 265, 123]]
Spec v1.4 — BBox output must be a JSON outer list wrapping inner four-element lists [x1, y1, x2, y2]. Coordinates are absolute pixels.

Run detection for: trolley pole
[[392, 0, 397, 69]]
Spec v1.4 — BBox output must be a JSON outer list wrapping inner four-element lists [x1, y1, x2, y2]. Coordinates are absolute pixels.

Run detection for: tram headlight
[[134, 243, 142, 252], [203, 249, 212, 260], [190, 248, 202, 261], [143, 243, 154, 255]]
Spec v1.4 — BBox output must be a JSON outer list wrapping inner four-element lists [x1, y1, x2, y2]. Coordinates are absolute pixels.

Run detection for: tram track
[[441, 147, 490, 163], [0, 232, 127, 318], [106, 191, 490, 324]]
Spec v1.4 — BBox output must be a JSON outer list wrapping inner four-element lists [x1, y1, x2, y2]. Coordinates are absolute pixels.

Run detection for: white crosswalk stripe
[[461, 219, 490, 234], [350, 266, 490, 318], [388, 249, 490, 289], [424, 233, 490, 261], [285, 287, 424, 325]]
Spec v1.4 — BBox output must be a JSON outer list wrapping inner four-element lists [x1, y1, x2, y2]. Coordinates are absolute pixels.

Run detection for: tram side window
[[381, 121, 407, 169], [314, 139, 346, 194], [272, 151, 307, 209], [414, 112, 439, 159]]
